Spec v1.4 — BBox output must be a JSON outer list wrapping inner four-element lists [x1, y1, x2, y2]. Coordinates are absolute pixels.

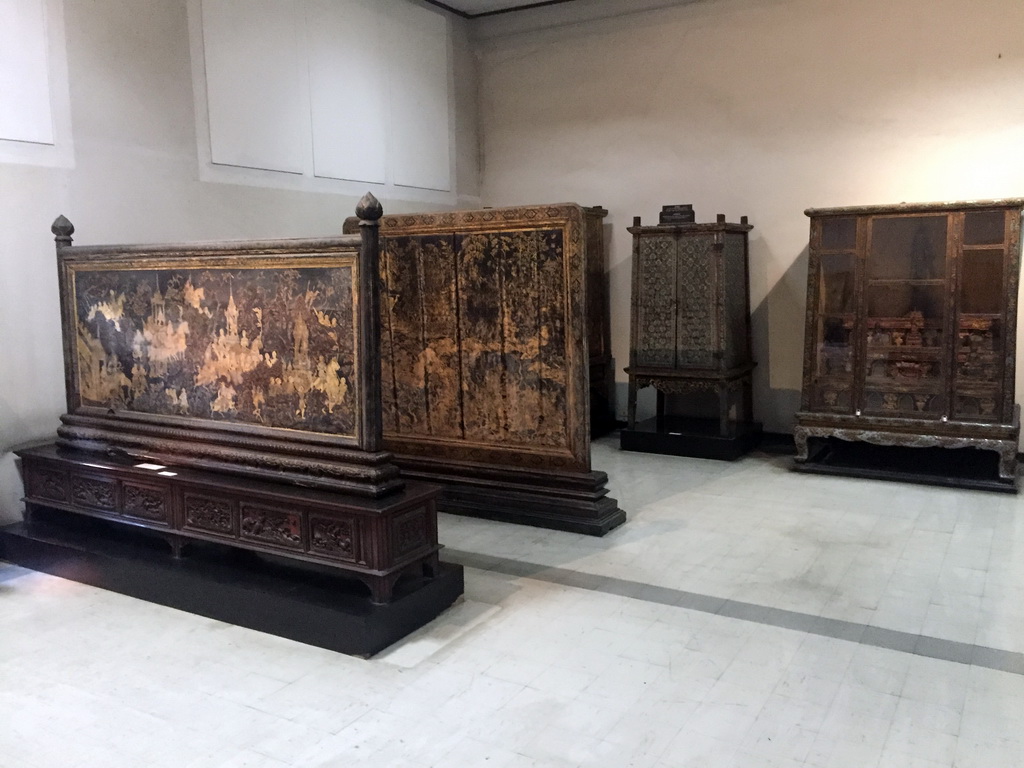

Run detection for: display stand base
[[0, 508, 464, 657], [394, 458, 625, 536], [792, 438, 1018, 493], [620, 416, 762, 461]]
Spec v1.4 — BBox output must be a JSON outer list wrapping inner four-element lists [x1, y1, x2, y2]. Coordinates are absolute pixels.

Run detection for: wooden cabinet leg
[[368, 573, 399, 605], [719, 385, 732, 437], [998, 445, 1017, 483], [743, 378, 754, 423], [627, 377, 638, 429], [166, 535, 187, 559], [793, 428, 810, 462], [422, 553, 440, 579]]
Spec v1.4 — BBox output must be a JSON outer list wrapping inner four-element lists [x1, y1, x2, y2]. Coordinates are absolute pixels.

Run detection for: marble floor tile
[[4, 437, 1024, 767]]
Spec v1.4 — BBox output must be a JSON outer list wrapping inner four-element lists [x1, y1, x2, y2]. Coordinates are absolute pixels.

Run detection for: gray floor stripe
[[444, 548, 1024, 677]]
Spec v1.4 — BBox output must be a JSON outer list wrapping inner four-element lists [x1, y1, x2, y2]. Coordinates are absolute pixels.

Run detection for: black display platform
[[792, 438, 1018, 493], [0, 508, 464, 657], [620, 416, 762, 461]]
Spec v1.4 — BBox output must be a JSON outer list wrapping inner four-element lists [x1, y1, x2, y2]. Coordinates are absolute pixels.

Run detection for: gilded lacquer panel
[[67, 256, 360, 438], [349, 205, 589, 472]]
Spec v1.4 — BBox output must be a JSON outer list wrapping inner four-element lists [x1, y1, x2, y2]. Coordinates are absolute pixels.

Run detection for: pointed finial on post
[[356, 192, 383, 224], [52, 215, 75, 247]]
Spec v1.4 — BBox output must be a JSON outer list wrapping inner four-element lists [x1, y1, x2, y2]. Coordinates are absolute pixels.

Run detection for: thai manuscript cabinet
[[621, 205, 758, 460], [794, 198, 1024, 490]]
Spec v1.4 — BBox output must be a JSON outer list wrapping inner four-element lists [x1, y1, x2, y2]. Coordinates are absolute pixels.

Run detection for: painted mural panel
[[380, 227, 569, 449], [71, 262, 359, 436]]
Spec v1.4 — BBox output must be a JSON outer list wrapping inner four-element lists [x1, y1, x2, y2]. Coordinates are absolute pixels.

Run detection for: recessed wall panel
[[307, 0, 386, 184], [386, 0, 451, 192], [202, 0, 306, 173], [0, 0, 54, 145]]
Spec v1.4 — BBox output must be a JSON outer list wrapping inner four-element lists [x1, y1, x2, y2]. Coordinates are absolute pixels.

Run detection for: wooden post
[[52, 215, 76, 416], [355, 192, 384, 453]]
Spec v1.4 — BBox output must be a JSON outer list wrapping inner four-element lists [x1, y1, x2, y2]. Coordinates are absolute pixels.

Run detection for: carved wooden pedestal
[[18, 444, 443, 603]]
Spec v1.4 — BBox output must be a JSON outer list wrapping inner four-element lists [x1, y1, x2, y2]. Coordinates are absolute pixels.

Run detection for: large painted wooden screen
[[345, 204, 623, 535], [55, 194, 400, 498]]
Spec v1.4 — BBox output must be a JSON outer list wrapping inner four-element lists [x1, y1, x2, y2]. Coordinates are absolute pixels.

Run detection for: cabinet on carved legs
[[621, 205, 759, 460], [794, 198, 1024, 490]]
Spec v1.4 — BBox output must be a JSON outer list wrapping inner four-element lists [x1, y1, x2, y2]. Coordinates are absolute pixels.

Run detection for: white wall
[[474, 0, 1024, 433], [0, 0, 479, 522]]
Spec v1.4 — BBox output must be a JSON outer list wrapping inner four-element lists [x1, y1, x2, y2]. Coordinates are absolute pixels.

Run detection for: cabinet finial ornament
[[51, 215, 74, 246]]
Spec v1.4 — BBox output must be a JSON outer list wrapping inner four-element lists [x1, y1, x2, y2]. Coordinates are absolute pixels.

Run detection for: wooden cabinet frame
[[794, 198, 1024, 489]]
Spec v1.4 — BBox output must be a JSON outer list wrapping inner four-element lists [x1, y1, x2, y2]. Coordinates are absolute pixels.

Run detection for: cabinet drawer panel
[[70, 474, 118, 512], [239, 503, 303, 550], [182, 492, 236, 537], [24, 465, 68, 503], [393, 505, 432, 559], [122, 482, 172, 526], [309, 515, 360, 563]]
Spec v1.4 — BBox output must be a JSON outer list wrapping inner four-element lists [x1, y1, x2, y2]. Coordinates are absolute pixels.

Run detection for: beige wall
[[475, 0, 1024, 432], [0, 0, 479, 522]]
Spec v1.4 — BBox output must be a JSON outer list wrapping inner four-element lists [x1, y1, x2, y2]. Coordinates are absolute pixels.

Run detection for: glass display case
[[795, 199, 1024, 490]]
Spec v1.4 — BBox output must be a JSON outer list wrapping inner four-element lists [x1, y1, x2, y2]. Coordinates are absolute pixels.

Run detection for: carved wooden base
[[625, 365, 756, 439], [621, 416, 762, 461], [393, 456, 625, 536], [57, 413, 404, 498], [0, 510, 463, 657], [18, 443, 441, 603], [793, 408, 1020, 492]]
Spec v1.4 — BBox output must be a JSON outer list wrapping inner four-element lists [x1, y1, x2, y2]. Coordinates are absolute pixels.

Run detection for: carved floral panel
[[183, 494, 234, 535], [71, 475, 117, 511], [240, 504, 303, 549], [122, 483, 169, 524]]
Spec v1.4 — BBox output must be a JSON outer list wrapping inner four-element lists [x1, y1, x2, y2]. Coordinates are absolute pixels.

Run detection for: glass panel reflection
[[869, 216, 947, 280], [964, 210, 1005, 245], [960, 249, 1003, 314], [821, 217, 856, 250]]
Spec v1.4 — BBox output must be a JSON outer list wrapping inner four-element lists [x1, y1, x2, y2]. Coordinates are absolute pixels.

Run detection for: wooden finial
[[52, 215, 75, 246], [356, 192, 383, 223]]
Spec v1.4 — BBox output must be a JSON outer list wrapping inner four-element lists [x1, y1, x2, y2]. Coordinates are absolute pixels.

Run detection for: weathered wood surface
[[344, 203, 625, 535], [347, 204, 591, 472]]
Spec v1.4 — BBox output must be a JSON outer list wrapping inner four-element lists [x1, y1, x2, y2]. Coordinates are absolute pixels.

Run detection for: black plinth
[[0, 508, 464, 657], [793, 438, 1017, 493], [620, 416, 762, 461]]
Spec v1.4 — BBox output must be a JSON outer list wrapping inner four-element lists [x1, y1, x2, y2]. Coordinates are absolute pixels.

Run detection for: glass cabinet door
[[953, 209, 1008, 421], [862, 215, 947, 418], [807, 217, 857, 412]]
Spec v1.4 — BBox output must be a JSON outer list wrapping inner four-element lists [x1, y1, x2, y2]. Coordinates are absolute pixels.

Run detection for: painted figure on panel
[[74, 266, 358, 435]]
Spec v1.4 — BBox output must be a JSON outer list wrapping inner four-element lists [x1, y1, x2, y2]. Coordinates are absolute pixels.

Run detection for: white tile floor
[[2, 436, 1024, 767]]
